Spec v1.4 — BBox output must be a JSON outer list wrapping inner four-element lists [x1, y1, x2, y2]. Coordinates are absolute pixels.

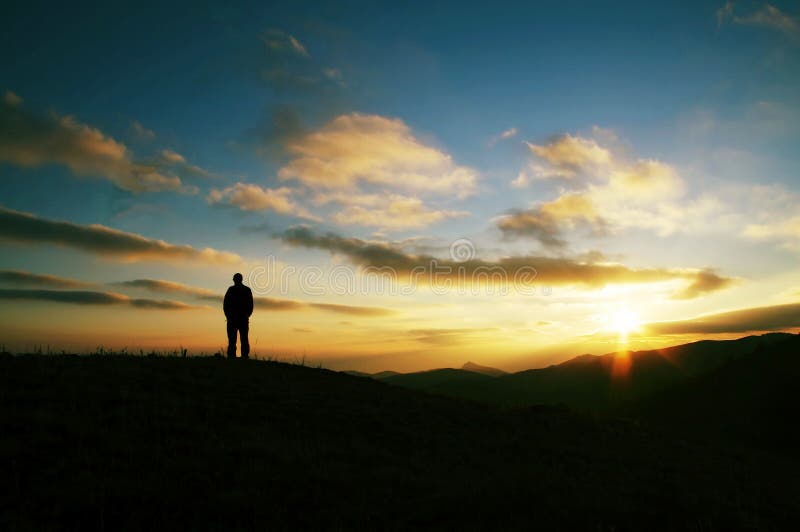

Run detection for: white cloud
[[525, 134, 613, 179], [278, 113, 478, 198], [208, 182, 320, 220], [502, 129, 718, 246], [318, 192, 469, 229]]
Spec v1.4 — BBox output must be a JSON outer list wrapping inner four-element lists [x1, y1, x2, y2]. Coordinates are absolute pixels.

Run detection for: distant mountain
[[462, 361, 507, 377], [624, 333, 800, 455], [341, 370, 372, 378], [340, 369, 401, 379], [371, 370, 401, 379], [381, 333, 795, 411]]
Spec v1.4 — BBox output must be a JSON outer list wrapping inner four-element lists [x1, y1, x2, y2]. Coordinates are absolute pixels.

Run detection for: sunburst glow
[[607, 308, 641, 344]]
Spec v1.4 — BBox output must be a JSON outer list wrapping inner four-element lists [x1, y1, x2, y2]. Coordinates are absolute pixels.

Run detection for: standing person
[[224, 273, 253, 359]]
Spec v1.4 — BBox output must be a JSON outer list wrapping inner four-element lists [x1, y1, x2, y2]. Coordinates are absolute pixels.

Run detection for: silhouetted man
[[224, 273, 253, 359]]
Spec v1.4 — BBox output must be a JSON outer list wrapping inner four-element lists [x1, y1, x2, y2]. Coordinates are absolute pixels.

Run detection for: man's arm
[[246, 287, 254, 317], [223, 288, 231, 319]]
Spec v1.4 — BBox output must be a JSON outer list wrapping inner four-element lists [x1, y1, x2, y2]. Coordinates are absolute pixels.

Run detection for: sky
[[1, 0, 799, 371]]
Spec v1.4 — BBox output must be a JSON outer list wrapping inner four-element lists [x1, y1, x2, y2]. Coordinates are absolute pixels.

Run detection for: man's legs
[[226, 321, 237, 359], [239, 320, 250, 359]]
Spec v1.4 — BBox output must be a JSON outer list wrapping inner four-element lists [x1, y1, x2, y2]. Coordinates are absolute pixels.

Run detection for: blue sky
[[1, 1, 799, 369]]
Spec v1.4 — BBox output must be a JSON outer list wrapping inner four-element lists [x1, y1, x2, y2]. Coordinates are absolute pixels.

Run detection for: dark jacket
[[224, 283, 254, 322]]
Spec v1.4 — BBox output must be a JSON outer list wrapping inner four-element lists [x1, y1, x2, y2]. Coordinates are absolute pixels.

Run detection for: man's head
[[232, 273, 243, 285]]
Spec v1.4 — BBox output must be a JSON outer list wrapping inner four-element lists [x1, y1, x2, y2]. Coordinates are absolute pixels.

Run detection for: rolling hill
[[2, 351, 799, 529], [625, 333, 800, 455]]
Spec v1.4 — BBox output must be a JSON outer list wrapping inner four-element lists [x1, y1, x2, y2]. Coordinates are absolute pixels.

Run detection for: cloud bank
[[0, 288, 200, 310], [503, 129, 720, 249], [118, 277, 394, 316], [0, 94, 210, 193], [0, 269, 91, 289], [644, 303, 800, 335], [279, 226, 733, 298], [0, 206, 241, 264]]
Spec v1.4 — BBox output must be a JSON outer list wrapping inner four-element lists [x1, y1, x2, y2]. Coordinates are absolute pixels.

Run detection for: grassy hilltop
[[1, 342, 799, 530]]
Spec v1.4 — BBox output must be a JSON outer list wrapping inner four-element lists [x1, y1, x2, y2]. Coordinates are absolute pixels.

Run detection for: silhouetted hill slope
[[383, 333, 794, 410], [462, 361, 507, 377], [342, 369, 372, 377], [371, 370, 400, 379], [2, 354, 799, 529], [382, 368, 497, 401], [624, 334, 800, 455]]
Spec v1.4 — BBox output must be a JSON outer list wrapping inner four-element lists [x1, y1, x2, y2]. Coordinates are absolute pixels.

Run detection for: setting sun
[[612, 309, 640, 336], [606, 307, 641, 343]]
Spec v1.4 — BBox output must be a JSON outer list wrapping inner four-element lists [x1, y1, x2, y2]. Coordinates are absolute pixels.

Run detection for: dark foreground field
[[1, 353, 799, 530]]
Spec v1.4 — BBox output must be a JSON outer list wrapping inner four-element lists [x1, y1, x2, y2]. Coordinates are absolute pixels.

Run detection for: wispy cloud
[[644, 302, 800, 334], [130, 120, 155, 140], [0, 206, 241, 264], [322, 67, 346, 87], [718, 2, 800, 36], [3, 90, 22, 106], [110, 279, 218, 298], [0, 269, 91, 289], [743, 214, 800, 251], [263, 29, 310, 57], [315, 192, 469, 230], [488, 127, 518, 147], [307, 302, 394, 316], [207, 183, 320, 220], [0, 288, 201, 310]]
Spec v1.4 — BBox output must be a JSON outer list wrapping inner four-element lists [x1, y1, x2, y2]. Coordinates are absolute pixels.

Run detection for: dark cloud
[[0, 97, 199, 193], [0, 206, 241, 264], [129, 298, 198, 310], [254, 296, 305, 310], [496, 209, 569, 248], [117, 276, 394, 317], [496, 195, 608, 249], [0, 269, 91, 289], [278, 226, 733, 298], [111, 279, 217, 298], [671, 269, 736, 300], [0, 288, 199, 310], [644, 303, 800, 335]]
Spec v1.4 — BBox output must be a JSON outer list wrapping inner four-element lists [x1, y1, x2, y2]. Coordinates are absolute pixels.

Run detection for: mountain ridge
[[360, 333, 796, 410]]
